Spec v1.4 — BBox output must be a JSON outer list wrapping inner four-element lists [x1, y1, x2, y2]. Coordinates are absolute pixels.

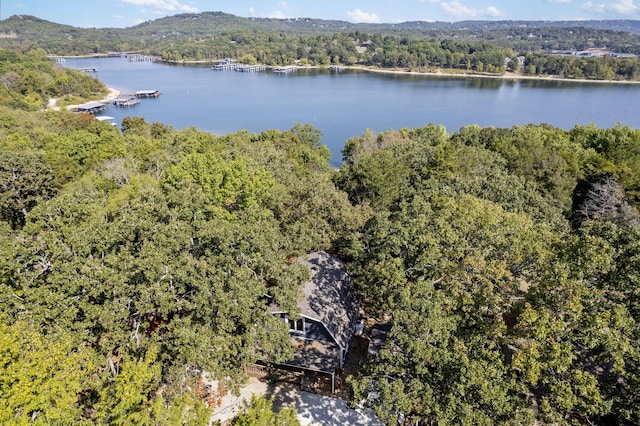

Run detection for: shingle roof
[[297, 252, 358, 351]]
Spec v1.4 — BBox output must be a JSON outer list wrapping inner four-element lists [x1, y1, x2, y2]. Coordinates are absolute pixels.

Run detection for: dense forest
[[1, 45, 640, 426], [2, 13, 640, 80]]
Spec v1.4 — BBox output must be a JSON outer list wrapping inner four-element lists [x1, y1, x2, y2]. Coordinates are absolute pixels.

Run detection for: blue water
[[65, 57, 640, 166]]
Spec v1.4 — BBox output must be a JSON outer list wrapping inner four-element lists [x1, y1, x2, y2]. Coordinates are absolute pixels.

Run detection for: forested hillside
[[340, 124, 640, 425], [2, 13, 640, 80], [0, 48, 105, 111], [1, 50, 639, 425]]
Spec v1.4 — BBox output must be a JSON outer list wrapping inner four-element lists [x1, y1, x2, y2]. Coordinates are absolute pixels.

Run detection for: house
[[268, 251, 359, 391]]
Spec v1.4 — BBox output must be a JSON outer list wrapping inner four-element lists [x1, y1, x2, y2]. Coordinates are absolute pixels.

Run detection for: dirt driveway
[[208, 378, 383, 425]]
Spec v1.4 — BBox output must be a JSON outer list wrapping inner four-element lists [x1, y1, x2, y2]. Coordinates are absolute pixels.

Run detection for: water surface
[[65, 57, 640, 166]]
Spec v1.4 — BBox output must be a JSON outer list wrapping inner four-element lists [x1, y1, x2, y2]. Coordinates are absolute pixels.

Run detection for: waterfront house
[[268, 252, 359, 391]]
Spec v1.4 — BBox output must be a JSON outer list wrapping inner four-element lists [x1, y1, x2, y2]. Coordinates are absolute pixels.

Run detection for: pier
[[235, 64, 267, 72], [273, 65, 298, 73], [113, 96, 140, 107], [329, 66, 344, 72], [127, 54, 156, 62], [212, 59, 240, 71], [72, 101, 106, 114], [135, 90, 161, 98], [211, 59, 267, 73], [81, 67, 98, 73]]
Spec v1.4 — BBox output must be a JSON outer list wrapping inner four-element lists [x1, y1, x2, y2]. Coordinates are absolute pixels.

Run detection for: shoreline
[[48, 87, 121, 111], [158, 58, 640, 85], [174, 59, 640, 84], [340, 66, 640, 85], [57, 54, 640, 85]]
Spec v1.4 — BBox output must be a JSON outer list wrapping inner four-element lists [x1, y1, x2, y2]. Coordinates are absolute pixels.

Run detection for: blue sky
[[4, 0, 640, 28]]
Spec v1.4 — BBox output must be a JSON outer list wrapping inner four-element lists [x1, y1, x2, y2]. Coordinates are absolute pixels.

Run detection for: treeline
[[2, 116, 640, 425], [3, 14, 640, 80], [131, 29, 640, 79], [0, 102, 364, 422], [156, 30, 640, 80], [0, 48, 106, 110], [153, 30, 512, 74], [522, 52, 640, 79], [340, 123, 640, 425]]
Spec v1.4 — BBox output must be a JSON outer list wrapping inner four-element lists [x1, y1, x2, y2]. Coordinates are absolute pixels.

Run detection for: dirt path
[[48, 87, 121, 111]]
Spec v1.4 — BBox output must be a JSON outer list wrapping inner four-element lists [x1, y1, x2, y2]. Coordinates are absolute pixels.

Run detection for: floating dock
[[81, 67, 98, 73], [71, 101, 106, 114], [211, 59, 267, 73], [127, 54, 155, 62], [273, 65, 298, 73], [212, 59, 240, 71], [135, 90, 161, 98], [113, 96, 140, 107], [235, 64, 267, 72]]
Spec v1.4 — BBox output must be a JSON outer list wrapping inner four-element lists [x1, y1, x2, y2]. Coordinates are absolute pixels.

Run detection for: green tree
[[0, 150, 58, 228], [0, 319, 95, 425]]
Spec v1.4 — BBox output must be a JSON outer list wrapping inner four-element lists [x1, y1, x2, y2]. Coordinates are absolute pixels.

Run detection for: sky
[[3, 0, 640, 28]]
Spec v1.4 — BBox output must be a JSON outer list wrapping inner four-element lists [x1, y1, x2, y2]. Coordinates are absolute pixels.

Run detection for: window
[[289, 318, 304, 332]]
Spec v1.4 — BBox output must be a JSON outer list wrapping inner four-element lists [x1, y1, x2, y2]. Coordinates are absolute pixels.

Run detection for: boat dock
[[329, 66, 344, 72], [81, 67, 98, 73], [113, 96, 140, 107], [212, 59, 240, 71], [127, 54, 155, 62], [273, 65, 298, 73], [212, 59, 267, 72], [71, 101, 106, 114], [236, 64, 267, 72], [135, 90, 161, 98]]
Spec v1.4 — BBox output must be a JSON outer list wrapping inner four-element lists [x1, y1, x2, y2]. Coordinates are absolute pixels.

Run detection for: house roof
[[297, 251, 358, 351], [286, 337, 341, 373]]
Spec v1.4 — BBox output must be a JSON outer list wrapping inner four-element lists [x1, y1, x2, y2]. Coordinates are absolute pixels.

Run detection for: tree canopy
[[1, 48, 639, 425]]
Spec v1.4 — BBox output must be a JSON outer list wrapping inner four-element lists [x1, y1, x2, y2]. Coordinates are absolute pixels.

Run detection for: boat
[[95, 115, 119, 127]]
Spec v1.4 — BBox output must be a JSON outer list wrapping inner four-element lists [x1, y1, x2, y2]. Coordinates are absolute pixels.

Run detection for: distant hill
[[1, 12, 639, 55]]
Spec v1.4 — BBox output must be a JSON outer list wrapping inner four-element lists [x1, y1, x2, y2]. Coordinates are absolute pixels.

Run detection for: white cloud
[[278, 1, 289, 8], [249, 7, 256, 17], [267, 10, 290, 19], [418, 0, 441, 3], [583, 0, 638, 14], [441, 1, 477, 18], [485, 6, 504, 16], [347, 8, 382, 23], [120, 0, 198, 13], [112, 14, 124, 19], [547, 0, 572, 3]]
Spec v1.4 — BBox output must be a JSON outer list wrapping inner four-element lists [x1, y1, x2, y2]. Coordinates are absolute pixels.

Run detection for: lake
[[65, 57, 640, 166]]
